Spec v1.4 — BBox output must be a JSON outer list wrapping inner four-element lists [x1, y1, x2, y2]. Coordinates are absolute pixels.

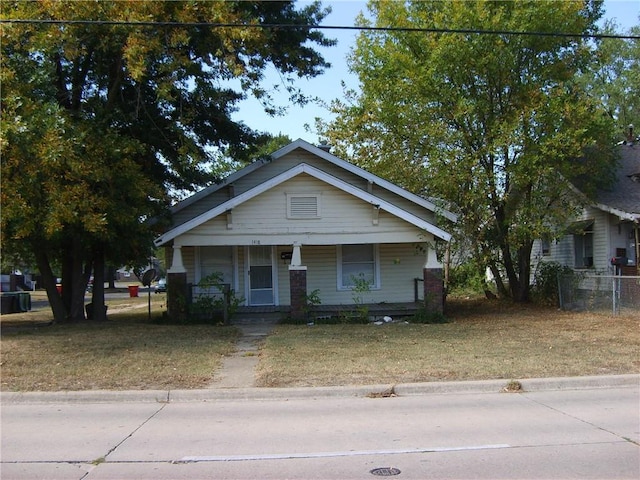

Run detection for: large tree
[[578, 20, 640, 138], [318, 0, 618, 302], [1, 0, 334, 322]]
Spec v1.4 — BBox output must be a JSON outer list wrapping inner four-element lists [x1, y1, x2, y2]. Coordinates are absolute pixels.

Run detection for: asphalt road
[[2, 385, 638, 479]]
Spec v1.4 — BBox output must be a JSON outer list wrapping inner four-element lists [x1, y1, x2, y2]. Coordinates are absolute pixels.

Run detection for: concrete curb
[[2, 374, 637, 404]]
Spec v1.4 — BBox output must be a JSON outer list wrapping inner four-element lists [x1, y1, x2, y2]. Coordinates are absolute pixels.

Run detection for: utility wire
[[1, 19, 638, 40]]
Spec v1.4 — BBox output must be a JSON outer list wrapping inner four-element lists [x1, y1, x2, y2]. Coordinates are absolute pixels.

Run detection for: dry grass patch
[[255, 299, 640, 387], [1, 304, 240, 391]]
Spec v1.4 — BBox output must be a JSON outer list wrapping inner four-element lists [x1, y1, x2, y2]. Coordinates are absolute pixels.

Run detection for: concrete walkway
[[208, 316, 279, 388]]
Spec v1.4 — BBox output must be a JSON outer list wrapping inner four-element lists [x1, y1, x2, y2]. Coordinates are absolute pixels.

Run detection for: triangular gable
[[155, 162, 452, 246], [170, 138, 457, 223], [271, 140, 457, 222]]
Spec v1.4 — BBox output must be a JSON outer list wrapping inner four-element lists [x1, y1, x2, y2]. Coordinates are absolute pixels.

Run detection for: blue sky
[[234, 0, 640, 144]]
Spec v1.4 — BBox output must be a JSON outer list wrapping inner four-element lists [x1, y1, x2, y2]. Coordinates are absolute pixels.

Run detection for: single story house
[[532, 138, 639, 276], [155, 139, 456, 320]]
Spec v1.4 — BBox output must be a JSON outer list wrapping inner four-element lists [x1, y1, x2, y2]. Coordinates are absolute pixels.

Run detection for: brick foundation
[[423, 268, 444, 314], [167, 272, 188, 322], [289, 267, 307, 321]]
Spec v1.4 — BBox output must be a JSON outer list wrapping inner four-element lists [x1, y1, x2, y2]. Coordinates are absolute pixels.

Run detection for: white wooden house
[[155, 139, 456, 320], [531, 141, 640, 276]]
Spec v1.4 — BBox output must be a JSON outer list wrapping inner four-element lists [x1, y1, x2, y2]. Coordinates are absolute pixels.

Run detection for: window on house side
[[541, 239, 551, 256], [338, 244, 378, 289], [573, 227, 594, 268]]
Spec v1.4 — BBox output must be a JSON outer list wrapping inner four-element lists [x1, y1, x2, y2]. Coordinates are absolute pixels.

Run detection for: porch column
[[167, 245, 188, 321], [291, 242, 302, 267], [167, 245, 186, 274], [289, 242, 307, 321], [423, 244, 444, 314]]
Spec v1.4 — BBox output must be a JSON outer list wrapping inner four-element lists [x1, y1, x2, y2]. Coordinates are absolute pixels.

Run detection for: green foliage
[[577, 21, 640, 142], [350, 274, 372, 321], [302, 288, 322, 320], [1, 1, 334, 322], [187, 273, 243, 324], [318, 0, 619, 303], [408, 307, 450, 324], [532, 261, 575, 306], [448, 261, 486, 295]]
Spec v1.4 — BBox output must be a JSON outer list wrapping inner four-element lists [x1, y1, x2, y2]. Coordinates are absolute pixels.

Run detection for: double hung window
[[338, 244, 379, 289]]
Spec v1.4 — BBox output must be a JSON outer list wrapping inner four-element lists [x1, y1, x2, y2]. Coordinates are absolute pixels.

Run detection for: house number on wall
[[252, 240, 261, 245]]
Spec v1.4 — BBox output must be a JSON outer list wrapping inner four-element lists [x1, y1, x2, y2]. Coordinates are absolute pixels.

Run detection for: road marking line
[[178, 444, 511, 463]]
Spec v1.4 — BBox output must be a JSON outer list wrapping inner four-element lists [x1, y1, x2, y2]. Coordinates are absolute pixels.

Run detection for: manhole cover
[[370, 467, 401, 476]]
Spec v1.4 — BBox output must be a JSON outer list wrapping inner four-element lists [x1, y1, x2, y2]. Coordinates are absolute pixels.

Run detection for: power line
[[1, 18, 638, 40]]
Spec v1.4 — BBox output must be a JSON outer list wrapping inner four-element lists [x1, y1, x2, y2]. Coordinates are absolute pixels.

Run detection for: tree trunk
[[33, 248, 67, 324], [61, 236, 90, 322], [514, 241, 534, 303], [487, 262, 509, 298], [107, 265, 116, 289], [61, 246, 73, 316], [90, 247, 107, 321]]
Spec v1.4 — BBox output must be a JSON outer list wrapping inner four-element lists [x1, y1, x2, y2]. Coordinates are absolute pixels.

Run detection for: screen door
[[248, 246, 274, 305]]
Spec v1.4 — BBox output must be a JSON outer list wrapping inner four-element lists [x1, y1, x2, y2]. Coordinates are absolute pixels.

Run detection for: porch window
[[196, 246, 234, 293], [338, 244, 379, 289]]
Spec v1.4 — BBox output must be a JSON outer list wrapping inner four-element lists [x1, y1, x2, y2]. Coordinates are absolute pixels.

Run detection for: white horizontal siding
[[379, 243, 426, 302], [178, 174, 430, 245], [171, 243, 429, 307], [533, 208, 615, 274], [278, 243, 426, 306], [183, 247, 196, 284]]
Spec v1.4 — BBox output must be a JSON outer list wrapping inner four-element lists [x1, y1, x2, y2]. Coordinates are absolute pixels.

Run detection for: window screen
[[340, 244, 376, 288]]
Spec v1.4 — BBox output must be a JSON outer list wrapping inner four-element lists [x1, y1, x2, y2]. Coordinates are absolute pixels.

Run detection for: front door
[[248, 246, 275, 305]]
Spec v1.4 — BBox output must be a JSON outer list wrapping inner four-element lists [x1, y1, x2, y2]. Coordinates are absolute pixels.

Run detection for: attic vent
[[287, 193, 321, 219]]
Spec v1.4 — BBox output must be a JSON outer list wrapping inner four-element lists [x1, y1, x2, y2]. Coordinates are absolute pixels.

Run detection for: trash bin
[[0, 294, 17, 314], [16, 292, 31, 312], [128, 285, 139, 297], [56, 284, 62, 295]]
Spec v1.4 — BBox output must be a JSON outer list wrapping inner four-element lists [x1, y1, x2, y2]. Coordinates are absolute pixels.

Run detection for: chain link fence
[[558, 273, 640, 315]]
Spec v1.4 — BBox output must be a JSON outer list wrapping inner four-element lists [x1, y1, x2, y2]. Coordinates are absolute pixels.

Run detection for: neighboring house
[[532, 139, 640, 276], [155, 139, 456, 320]]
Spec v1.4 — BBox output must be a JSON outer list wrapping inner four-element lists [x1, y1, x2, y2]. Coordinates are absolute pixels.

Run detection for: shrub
[[187, 273, 243, 324], [350, 274, 372, 321], [532, 261, 574, 306], [408, 307, 450, 324], [448, 261, 485, 295]]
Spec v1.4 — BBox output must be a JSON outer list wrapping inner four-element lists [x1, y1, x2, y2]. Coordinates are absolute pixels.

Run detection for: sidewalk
[[206, 316, 278, 389], [2, 375, 638, 405]]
